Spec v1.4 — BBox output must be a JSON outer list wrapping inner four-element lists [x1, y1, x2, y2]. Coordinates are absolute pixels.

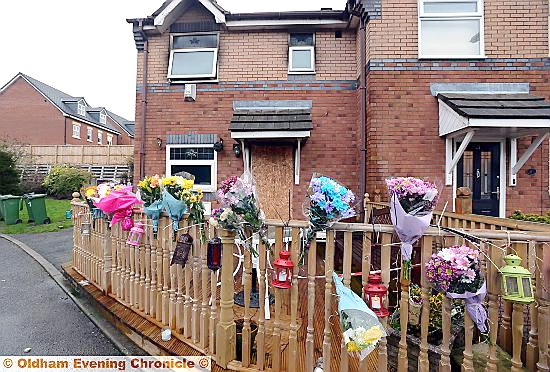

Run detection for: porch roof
[[229, 109, 312, 140], [438, 93, 550, 137]]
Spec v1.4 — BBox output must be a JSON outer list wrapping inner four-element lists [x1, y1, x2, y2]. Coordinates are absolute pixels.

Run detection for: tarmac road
[[0, 235, 122, 356]]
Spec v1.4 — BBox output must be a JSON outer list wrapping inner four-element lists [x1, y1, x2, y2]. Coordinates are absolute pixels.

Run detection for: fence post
[[216, 229, 236, 368], [102, 222, 112, 294]]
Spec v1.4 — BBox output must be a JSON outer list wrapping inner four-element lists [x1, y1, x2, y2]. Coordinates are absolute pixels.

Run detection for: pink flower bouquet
[[386, 177, 438, 280], [425, 245, 487, 333]]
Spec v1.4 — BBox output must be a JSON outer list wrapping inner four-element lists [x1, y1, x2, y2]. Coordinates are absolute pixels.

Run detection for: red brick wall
[[366, 0, 549, 60], [135, 87, 359, 215], [0, 78, 65, 145], [366, 69, 550, 215]]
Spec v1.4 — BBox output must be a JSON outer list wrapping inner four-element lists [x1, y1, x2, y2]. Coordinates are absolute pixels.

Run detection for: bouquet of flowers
[[214, 173, 265, 255], [182, 188, 206, 242], [304, 175, 356, 246], [81, 185, 105, 223], [425, 245, 487, 333], [94, 185, 142, 230], [161, 175, 192, 234], [386, 177, 438, 281], [137, 175, 163, 236], [333, 272, 385, 360]]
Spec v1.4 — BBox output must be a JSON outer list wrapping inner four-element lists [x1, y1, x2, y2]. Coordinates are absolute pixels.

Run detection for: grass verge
[[0, 198, 73, 234]]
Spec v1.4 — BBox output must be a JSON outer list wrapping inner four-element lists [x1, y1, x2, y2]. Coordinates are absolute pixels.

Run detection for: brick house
[[128, 0, 549, 218], [0, 73, 135, 146]]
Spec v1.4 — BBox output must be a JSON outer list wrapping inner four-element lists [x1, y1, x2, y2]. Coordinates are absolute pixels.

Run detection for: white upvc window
[[77, 100, 86, 116], [97, 130, 103, 145], [106, 134, 113, 146], [87, 127, 93, 142], [418, 0, 484, 58], [288, 33, 315, 74], [99, 110, 107, 124], [72, 123, 81, 139], [168, 33, 219, 80], [165, 144, 217, 192]]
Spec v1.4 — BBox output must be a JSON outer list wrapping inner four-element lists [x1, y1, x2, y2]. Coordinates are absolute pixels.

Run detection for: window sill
[[169, 78, 219, 84], [72, 136, 80, 139], [87, 139, 93, 143], [288, 70, 316, 75], [418, 55, 487, 60]]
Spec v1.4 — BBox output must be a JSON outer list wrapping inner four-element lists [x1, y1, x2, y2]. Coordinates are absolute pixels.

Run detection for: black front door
[[457, 142, 500, 217]]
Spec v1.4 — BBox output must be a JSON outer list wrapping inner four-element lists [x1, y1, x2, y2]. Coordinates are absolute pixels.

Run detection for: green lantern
[[499, 254, 534, 304]]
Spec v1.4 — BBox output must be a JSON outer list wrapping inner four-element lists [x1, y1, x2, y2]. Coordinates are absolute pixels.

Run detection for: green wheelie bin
[[2, 195, 22, 225], [0, 195, 4, 221], [23, 194, 51, 224]]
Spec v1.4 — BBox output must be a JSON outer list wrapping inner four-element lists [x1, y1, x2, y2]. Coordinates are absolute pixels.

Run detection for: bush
[[43, 165, 91, 199], [21, 173, 47, 194], [0, 148, 21, 194], [509, 210, 550, 224]]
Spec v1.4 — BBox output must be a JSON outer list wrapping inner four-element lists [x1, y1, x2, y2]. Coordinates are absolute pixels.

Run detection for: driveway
[[0, 236, 121, 355]]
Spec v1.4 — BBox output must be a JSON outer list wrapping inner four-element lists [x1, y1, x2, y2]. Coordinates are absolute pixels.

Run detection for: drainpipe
[[359, 17, 367, 220], [138, 23, 149, 180], [64, 116, 67, 144]]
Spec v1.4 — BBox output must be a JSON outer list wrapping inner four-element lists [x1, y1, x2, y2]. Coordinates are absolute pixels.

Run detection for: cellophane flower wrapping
[[212, 173, 265, 256], [93, 186, 142, 228], [425, 245, 487, 333], [386, 177, 438, 280], [138, 175, 163, 236], [333, 272, 385, 360], [161, 175, 194, 233], [303, 175, 356, 247]]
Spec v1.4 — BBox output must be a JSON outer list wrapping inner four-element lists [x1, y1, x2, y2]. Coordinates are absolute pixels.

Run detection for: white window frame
[[72, 123, 81, 139], [87, 127, 93, 142], [418, 0, 485, 59], [99, 110, 107, 124], [97, 130, 103, 145], [168, 33, 219, 80], [77, 100, 86, 116], [288, 46, 316, 74], [165, 144, 217, 192], [106, 134, 113, 146]]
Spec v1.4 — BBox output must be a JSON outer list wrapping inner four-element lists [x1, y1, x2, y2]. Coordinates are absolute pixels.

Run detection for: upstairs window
[[98, 130, 103, 145], [168, 34, 219, 79], [87, 127, 93, 142], [106, 134, 113, 146], [166, 145, 217, 192], [418, 0, 484, 58], [289, 33, 315, 74], [99, 110, 107, 124], [77, 100, 86, 116]]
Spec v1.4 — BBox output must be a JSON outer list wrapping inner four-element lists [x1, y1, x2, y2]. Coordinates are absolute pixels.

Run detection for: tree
[[0, 148, 21, 194]]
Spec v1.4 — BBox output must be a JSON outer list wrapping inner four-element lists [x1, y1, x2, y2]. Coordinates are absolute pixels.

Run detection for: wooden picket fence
[[71, 200, 550, 371]]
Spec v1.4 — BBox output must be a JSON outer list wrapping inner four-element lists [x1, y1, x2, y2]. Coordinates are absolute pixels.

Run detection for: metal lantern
[[126, 222, 145, 247], [171, 233, 193, 267], [363, 274, 390, 317], [80, 220, 91, 236], [207, 237, 222, 271], [500, 254, 535, 304], [272, 250, 293, 289]]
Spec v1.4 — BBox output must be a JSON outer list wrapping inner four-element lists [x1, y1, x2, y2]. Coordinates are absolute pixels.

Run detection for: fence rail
[[20, 145, 133, 165], [72, 201, 550, 371]]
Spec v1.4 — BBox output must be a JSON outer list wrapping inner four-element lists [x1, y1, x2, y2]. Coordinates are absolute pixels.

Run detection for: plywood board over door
[[250, 145, 293, 220]]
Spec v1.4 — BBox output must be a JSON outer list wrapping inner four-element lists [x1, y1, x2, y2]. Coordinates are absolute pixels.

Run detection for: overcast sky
[[0, 0, 345, 121]]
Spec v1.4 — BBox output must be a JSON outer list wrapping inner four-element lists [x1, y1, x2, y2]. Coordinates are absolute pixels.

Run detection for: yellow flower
[[85, 187, 97, 198], [190, 196, 197, 203], [137, 180, 146, 188], [346, 341, 360, 352], [183, 179, 194, 189], [357, 326, 384, 345]]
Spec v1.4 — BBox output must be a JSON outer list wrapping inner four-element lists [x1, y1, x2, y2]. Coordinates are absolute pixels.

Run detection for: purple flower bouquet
[[386, 177, 438, 281], [426, 245, 487, 333]]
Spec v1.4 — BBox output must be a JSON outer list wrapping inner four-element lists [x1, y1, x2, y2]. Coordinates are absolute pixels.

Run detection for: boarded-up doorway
[[250, 145, 293, 220]]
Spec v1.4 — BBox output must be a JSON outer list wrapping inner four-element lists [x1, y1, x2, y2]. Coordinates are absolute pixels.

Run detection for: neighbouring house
[[128, 0, 550, 219], [0, 73, 135, 146]]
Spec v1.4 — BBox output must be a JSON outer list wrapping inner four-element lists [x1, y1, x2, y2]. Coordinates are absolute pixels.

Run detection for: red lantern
[[207, 237, 222, 271], [126, 222, 145, 247], [363, 274, 389, 318], [272, 250, 293, 289]]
